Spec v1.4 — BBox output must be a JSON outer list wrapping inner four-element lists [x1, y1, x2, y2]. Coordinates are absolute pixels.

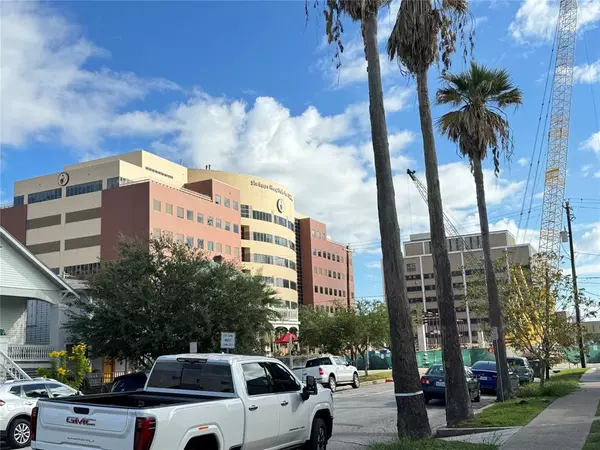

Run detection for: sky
[[1, 0, 599, 302]]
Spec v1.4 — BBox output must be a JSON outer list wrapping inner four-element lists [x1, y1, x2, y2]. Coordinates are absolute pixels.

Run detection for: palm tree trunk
[[416, 69, 474, 426], [362, 13, 430, 439], [471, 154, 511, 401]]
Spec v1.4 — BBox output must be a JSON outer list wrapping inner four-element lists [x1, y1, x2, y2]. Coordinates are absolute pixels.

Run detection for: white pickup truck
[[30, 354, 334, 450], [293, 356, 360, 392]]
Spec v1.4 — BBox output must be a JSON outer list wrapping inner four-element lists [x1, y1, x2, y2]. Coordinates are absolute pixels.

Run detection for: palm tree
[[307, 0, 430, 438], [436, 62, 523, 401], [387, 0, 474, 427]]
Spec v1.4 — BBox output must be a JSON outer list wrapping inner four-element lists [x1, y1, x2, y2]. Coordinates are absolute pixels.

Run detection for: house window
[[406, 263, 417, 273], [233, 201, 239, 211], [186, 236, 194, 247], [177, 207, 184, 218], [153, 199, 161, 212], [197, 239, 204, 249], [208, 241, 214, 251], [187, 210, 194, 221], [225, 221, 231, 231], [233, 224, 239, 233], [225, 198, 230, 208], [208, 216, 214, 226], [216, 218, 222, 229], [215, 195, 221, 205], [216, 243, 223, 253], [166, 203, 173, 215], [226, 245, 231, 255], [197, 213, 204, 224]]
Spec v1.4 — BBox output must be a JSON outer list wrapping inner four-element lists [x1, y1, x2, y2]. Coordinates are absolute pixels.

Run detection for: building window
[[224, 198, 230, 208], [13, 195, 24, 206], [177, 207, 184, 218], [338, 273, 341, 279], [253, 232, 273, 243], [216, 218, 222, 229], [226, 245, 231, 255], [406, 263, 417, 273], [28, 188, 62, 204], [314, 267, 318, 274], [197, 213, 204, 224], [327, 252, 331, 260], [63, 262, 100, 277], [153, 199, 161, 212], [312, 248, 316, 255], [319, 286, 324, 294], [233, 201, 239, 211], [407, 286, 422, 292], [233, 224, 239, 233], [165, 231, 173, 240], [314, 285, 319, 293], [216, 243, 223, 253], [197, 238, 204, 249], [186, 236, 194, 247], [207, 216, 214, 226], [66, 180, 103, 197], [241, 204, 250, 218], [319, 267, 323, 275], [225, 221, 231, 231], [234, 247, 240, 257], [215, 195, 221, 205], [145, 166, 173, 179], [317, 250, 321, 257], [328, 270, 332, 277], [187, 210, 194, 221], [334, 289, 338, 296], [252, 210, 272, 222], [252, 253, 296, 270], [336, 255, 340, 262], [152, 227, 161, 238], [176, 234, 184, 243], [208, 241, 214, 251], [166, 203, 173, 215]]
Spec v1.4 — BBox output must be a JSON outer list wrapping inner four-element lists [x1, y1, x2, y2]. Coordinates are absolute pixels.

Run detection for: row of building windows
[[214, 195, 239, 211], [66, 180, 103, 197], [152, 228, 240, 257], [107, 176, 131, 189], [314, 285, 346, 297], [145, 166, 174, 179], [153, 199, 240, 234], [311, 229, 327, 241], [313, 266, 345, 280], [311, 248, 345, 263], [63, 262, 101, 277], [244, 206, 294, 231], [250, 232, 296, 251], [28, 188, 62, 205], [252, 253, 296, 270], [261, 276, 298, 291]]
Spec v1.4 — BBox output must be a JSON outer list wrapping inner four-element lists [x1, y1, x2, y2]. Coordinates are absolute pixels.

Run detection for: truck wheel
[[328, 376, 336, 392], [303, 417, 328, 450], [352, 373, 360, 389], [8, 418, 31, 448]]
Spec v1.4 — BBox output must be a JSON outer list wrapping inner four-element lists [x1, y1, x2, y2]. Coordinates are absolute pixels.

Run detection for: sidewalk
[[501, 368, 600, 450]]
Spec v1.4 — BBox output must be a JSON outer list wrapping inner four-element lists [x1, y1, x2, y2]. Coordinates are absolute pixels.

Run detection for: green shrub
[[517, 379, 579, 398]]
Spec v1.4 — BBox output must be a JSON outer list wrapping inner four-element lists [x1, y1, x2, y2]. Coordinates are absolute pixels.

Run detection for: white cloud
[[475, 16, 489, 28], [594, 171, 600, 178], [365, 261, 382, 269], [517, 157, 529, 167], [510, 0, 600, 43], [574, 59, 600, 84], [582, 131, 600, 154], [582, 164, 593, 177]]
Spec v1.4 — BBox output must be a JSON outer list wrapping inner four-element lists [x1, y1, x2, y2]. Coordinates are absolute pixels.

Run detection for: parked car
[[0, 378, 81, 449], [420, 364, 481, 404], [292, 356, 360, 392], [109, 370, 150, 393], [31, 354, 334, 450], [507, 357, 535, 383], [471, 360, 520, 392]]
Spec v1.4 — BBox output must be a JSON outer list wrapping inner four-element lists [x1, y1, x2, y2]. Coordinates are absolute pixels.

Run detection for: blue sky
[[1, 0, 599, 300]]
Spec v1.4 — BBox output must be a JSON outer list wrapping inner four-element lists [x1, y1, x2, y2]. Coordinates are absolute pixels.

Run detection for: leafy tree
[[298, 305, 347, 355], [37, 344, 91, 390], [65, 237, 279, 367], [437, 62, 523, 400], [387, 0, 475, 426], [306, 0, 430, 437]]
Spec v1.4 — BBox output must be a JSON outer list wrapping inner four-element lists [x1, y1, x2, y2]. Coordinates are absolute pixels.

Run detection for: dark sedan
[[421, 364, 481, 404], [471, 360, 520, 392]]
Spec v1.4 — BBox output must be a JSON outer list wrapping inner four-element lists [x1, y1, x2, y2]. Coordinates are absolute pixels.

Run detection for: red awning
[[274, 332, 297, 344]]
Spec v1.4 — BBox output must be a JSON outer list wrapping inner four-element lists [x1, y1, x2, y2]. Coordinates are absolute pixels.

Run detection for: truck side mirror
[[306, 375, 318, 395]]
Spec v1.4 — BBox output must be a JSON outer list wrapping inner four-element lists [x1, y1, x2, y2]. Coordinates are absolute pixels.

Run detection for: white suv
[[0, 379, 82, 448]]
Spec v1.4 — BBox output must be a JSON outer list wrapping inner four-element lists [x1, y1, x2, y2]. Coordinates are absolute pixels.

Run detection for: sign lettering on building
[[250, 180, 293, 201]]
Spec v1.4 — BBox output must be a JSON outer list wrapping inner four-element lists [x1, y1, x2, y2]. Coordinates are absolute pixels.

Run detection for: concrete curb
[[436, 426, 515, 438]]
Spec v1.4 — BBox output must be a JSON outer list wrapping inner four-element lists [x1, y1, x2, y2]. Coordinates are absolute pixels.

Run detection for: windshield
[[147, 361, 234, 393]]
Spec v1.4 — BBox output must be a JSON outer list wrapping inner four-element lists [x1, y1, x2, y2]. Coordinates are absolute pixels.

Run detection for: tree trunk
[[472, 154, 511, 401], [362, 14, 430, 439], [416, 69, 474, 426]]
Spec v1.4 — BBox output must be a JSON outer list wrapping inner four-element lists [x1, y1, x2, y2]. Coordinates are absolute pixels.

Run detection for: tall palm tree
[[387, 0, 475, 426], [307, 0, 430, 438], [436, 62, 523, 401]]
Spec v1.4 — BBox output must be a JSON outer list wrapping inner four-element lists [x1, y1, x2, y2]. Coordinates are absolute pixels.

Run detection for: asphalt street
[[10, 382, 495, 450]]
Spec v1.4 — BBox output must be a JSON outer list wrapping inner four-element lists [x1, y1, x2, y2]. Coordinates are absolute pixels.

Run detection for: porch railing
[[8, 345, 53, 362], [271, 307, 298, 322]]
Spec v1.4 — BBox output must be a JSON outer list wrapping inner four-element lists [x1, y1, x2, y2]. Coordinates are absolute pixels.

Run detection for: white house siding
[[0, 296, 27, 344]]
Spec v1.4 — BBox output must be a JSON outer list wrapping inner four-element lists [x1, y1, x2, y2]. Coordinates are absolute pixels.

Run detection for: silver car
[[507, 357, 535, 383]]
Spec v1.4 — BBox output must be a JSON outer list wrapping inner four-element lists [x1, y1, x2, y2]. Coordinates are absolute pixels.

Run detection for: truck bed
[[41, 391, 226, 409]]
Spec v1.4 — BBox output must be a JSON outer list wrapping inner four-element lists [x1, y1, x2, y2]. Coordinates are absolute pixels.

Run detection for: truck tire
[[327, 375, 336, 392], [7, 417, 31, 449], [303, 417, 328, 450], [352, 373, 360, 389]]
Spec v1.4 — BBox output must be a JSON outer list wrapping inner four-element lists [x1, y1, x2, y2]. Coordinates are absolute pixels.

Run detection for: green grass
[[583, 419, 600, 450], [458, 398, 553, 427], [369, 439, 497, 450], [516, 368, 587, 398], [550, 368, 588, 380], [362, 371, 393, 382]]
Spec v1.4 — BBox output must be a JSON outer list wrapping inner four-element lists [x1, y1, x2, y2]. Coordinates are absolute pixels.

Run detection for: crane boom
[[539, 0, 577, 265]]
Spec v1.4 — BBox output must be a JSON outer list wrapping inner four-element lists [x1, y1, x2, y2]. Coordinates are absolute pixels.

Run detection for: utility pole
[[565, 201, 586, 368]]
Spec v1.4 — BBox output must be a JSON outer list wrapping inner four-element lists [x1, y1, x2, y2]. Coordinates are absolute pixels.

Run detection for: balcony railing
[[8, 345, 53, 362], [271, 307, 299, 323]]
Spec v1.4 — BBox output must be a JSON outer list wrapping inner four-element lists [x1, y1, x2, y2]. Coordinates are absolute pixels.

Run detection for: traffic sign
[[221, 332, 236, 349], [490, 327, 499, 341]]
